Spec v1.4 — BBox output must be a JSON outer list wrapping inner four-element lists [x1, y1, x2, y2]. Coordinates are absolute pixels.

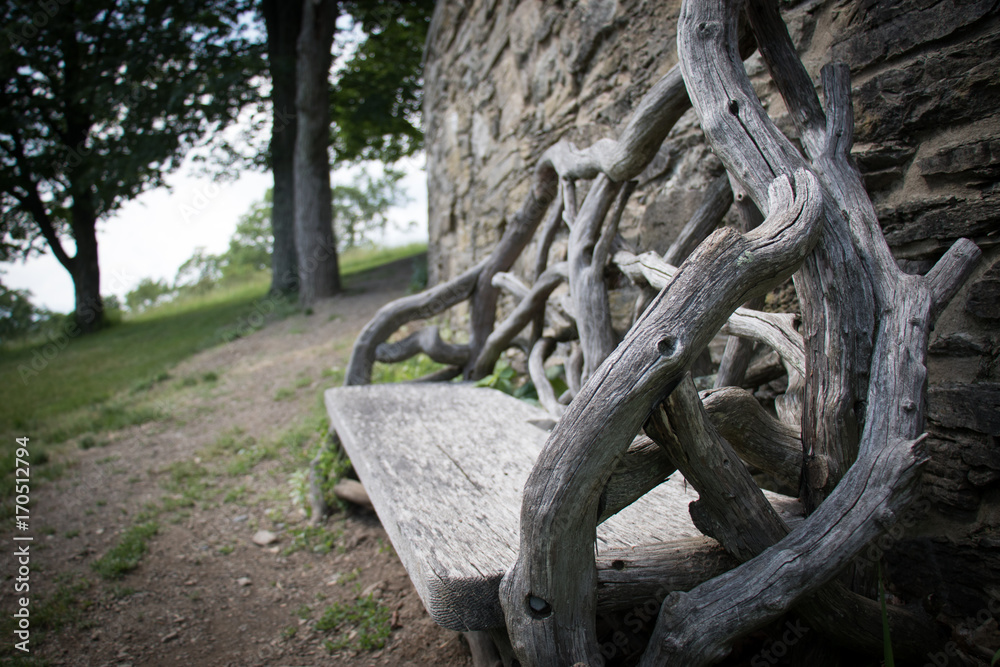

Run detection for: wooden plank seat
[[326, 382, 804, 632]]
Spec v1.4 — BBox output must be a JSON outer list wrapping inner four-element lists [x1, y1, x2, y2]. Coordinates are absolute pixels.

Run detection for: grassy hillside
[[0, 243, 426, 443]]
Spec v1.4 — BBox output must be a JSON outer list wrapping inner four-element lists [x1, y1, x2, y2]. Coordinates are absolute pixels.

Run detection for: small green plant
[[282, 625, 298, 640], [202, 371, 219, 383], [282, 525, 342, 555], [217, 544, 235, 555], [274, 387, 295, 401], [991, 648, 999, 666], [203, 428, 255, 461], [879, 563, 894, 667], [79, 434, 97, 450], [223, 484, 248, 503], [180, 376, 198, 387], [475, 358, 539, 404], [64, 529, 79, 538], [371, 353, 448, 384], [295, 604, 312, 619], [317, 595, 391, 652], [91, 522, 159, 580], [294, 376, 312, 389]]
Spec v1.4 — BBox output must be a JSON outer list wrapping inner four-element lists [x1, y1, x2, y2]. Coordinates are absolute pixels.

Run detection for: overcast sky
[[2, 157, 428, 313]]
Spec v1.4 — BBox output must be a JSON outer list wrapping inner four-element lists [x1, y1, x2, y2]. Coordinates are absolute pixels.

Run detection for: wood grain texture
[[701, 385, 801, 488], [499, 172, 823, 665], [375, 326, 470, 367], [472, 263, 568, 379], [631, 0, 982, 662], [327, 383, 767, 632], [615, 250, 805, 375], [346, 259, 487, 385]]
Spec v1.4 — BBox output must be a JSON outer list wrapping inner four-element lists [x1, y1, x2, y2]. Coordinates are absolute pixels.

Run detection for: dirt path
[[13, 257, 474, 666]]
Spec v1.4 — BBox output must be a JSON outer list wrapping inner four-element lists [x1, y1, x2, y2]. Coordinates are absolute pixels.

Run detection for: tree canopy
[[330, 1, 431, 163], [0, 0, 266, 330]]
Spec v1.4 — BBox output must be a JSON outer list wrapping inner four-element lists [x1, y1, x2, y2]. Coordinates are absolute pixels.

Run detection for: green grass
[[0, 245, 426, 439], [1, 277, 282, 436], [0, 573, 94, 662], [90, 521, 159, 580], [338, 243, 426, 281], [282, 525, 342, 556], [317, 595, 392, 652], [0, 246, 425, 515]]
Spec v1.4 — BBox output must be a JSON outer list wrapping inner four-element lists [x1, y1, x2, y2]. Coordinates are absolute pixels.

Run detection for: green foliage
[[475, 358, 539, 404], [372, 353, 447, 384], [331, 2, 434, 163], [91, 522, 159, 580], [317, 595, 392, 652], [0, 0, 266, 324], [0, 279, 53, 343], [992, 648, 999, 666], [282, 525, 342, 556], [333, 168, 408, 250], [125, 278, 174, 314]]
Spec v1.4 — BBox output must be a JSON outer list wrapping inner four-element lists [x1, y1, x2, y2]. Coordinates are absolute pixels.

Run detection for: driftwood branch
[[347, 259, 487, 385], [663, 173, 733, 267], [599, 436, 676, 523], [567, 175, 625, 383], [648, 376, 938, 659], [375, 326, 471, 367], [473, 263, 568, 379], [529, 337, 564, 417], [639, 435, 928, 666], [701, 385, 801, 489], [713, 173, 767, 389], [500, 171, 822, 665], [629, 1, 983, 662], [615, 250, 806, 375]]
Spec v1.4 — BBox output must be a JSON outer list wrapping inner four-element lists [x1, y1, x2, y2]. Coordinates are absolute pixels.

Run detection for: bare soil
[[13, 257, 474, 666]]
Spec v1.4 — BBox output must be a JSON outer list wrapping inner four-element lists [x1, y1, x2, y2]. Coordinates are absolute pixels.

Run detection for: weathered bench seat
[[326, 383, 803, 632]]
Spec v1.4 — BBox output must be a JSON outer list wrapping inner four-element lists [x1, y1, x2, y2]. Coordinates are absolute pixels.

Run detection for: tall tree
[[290, 0, 432, 305], [0, 0, 265, 333], [294, 0, 341, 305], [261, 0, 302, 295]]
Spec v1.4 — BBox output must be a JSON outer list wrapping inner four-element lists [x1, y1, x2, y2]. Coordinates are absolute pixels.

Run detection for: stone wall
[[423, 0, 1000, 620]]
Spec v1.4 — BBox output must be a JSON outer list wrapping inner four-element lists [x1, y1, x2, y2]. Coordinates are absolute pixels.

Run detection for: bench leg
[[463, 629, 509, 667]]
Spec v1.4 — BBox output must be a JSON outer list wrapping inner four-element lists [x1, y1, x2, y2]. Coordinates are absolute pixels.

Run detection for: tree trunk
[[294, 0, 340, 305], [262, 0, 301, 295], [70, 196, 103, 334]]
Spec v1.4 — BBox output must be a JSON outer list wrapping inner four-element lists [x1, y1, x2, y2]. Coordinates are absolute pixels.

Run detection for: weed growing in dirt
[[91, 521, 159, 580], [317, 595, 392, 652], [223, 483, 248, 504], [159, 460, 216, 504], [282, 525, 343, 556], [273, 387, 296, 401], [77, 434, 108, 450], [203, 428, 255, 460]]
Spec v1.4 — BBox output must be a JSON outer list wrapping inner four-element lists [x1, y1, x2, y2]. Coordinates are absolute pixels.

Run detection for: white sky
[[2, 157, 428, 313]]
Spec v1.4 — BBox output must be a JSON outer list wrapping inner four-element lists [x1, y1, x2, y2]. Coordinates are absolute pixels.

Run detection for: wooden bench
[[320, 2, 980, 664], [327, 382, 803, 632]]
